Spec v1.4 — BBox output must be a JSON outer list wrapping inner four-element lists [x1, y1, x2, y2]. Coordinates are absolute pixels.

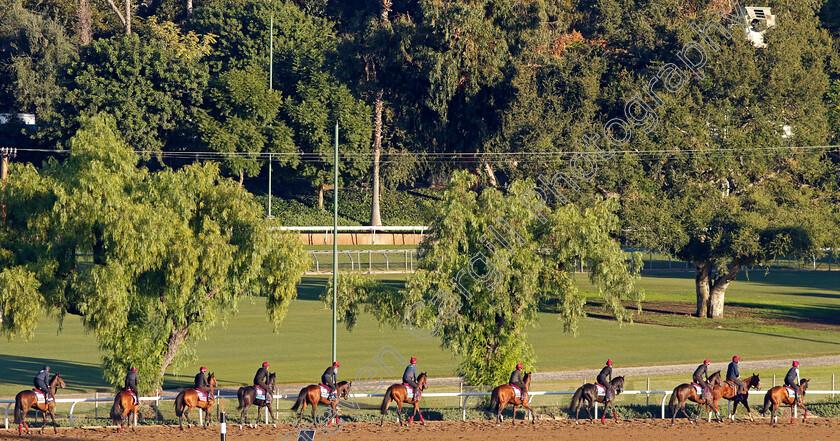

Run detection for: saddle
[[403, 383, 420, 400], [126, 389, 138, 405], [254, 385, 266, 400], [691, 382, 704, 395], [783, 386, 798, 398], [318, 384, 334, 399], [194, 389, 208, 402], [32, 389, 51, 404], [595, 383, 607, 397], [509, 384, 522, 398]]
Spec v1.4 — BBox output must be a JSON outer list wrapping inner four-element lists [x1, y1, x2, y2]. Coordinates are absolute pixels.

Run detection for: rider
[[785, 361, 802, 405], [194, 366, 211, 395], [322, 361, 339, 400], [124, 367, 139, 403], [254, 362, 271, 404], [403, 357, 419, 399], [509, 363, 528, 401], [693, 359, 711, 399], [727, 356, 746, 395], [597, 359, 614, 399], [34, 365, 53, 402]]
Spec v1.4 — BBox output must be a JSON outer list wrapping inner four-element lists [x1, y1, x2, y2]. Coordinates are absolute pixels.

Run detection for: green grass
[[2, 272, 840, 398]]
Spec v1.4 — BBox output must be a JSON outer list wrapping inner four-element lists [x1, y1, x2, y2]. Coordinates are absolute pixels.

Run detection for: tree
[[326, 171, 641, 385], [52, 32, 208, 152], [589, 2, 840, 317], [0, 114, 310, 392]]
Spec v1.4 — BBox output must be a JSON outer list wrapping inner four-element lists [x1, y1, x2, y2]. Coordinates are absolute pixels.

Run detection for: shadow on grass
[[727, 301, 840, 325], [0, 355, 107, 393]]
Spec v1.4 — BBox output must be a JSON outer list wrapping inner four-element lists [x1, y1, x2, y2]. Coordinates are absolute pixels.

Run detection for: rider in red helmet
[[322, 361, 340, 400], [194, 366, 211, 395], [509, 363, 528, 401], [124, 367, 139, 403], [403, 357, 419, 398], [597, 360, 614, 399], [254, 362, 272, 404], [727, 356, 745, 395], [785, 361, 802, 404], [693, 359, 711, 399]]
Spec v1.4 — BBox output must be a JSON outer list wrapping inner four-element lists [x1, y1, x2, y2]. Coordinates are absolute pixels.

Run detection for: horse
[[710, 372, 761, 422], [175, 373, 218, 430], [14, 373, 66, 435], [669, 371, 723, 424], [379, 372, 427, 426], [570, 376, 625, 423], [237, 372, 276, 428], [488, 372, 535, 425], [110, 387, 141, 432], [760, 378, 809, 424], [291, 381, 352, 425]]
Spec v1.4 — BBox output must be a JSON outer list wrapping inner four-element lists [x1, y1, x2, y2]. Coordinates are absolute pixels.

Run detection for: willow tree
[[327, 171, 642, 385], [0, 114, 309, 393]]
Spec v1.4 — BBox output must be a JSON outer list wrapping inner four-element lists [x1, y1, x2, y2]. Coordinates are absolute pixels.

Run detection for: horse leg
[[416, 404, 426, 425], [522, 401, 535, 424], [512, 404, 517, 425], [49, 408, 59, 434], [496, 400, 503, 426], [584, 399, 594, 421], [396, 401, 404, 426]]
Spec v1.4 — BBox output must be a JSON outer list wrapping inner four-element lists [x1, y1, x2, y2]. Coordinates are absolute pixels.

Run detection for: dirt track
[[2, 418, 838, 441]]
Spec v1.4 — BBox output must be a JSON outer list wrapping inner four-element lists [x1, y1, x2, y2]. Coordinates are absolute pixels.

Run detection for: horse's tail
[[379, 387, 391, 415], [236, 387, 245, 411], [174, 391, 185, 417], [291, 388, 306, 412], [668, 387, 679, 415], [13, 394, 22, 424], [488, 390, 499, 412], [110, 394, 123, 423], [760, 390, 771, 415], [570, 386, 584, 414]]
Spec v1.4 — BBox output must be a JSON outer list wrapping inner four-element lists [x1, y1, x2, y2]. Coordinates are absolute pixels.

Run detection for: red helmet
[[200, 366, 207, 372], [262, 361, 270, 367], [704, 359, 710, 365], [516, 363, 523, 370], [733, 356, 740, 362], [410, 357, 417, 364], [606, 359, 613, 365], [793, 361, 799, 367], [333, 361, 340, 367], [130, 367, 137, 372]]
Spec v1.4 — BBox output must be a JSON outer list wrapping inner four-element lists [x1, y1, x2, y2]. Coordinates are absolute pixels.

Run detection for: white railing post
[[661, 393, 669, 419], [5, 402, 12, 429], [594, 402, 598, 419], [70, 401, 79, 427]]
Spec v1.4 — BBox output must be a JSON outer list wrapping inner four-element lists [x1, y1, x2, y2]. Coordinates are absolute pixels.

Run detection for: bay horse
[[379, 372, 427, 426], [110, 387, 140, 432], [14, 372, 66, 435], [237, 372, 276, 428], [489, 372, 534, 425], [669, 370, 722, 424], [291, 381, 352, 425], [175, 373, 218, 429], [710, 372, 761, 422], [570, 376, 625, 423], [760, 378, 809, 424]]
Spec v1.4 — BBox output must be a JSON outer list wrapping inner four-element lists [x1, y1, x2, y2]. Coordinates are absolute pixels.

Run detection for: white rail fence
[[5, 389, 838, 429]]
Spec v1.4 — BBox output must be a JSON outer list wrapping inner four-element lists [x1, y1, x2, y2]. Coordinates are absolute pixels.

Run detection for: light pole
[[332, 122, 338, 364]]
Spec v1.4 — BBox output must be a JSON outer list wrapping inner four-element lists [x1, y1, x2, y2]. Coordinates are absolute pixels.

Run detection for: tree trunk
[[708, 260, 741, 318], [379, 0, 392, 23], [124, 0, 131, 34], [239, 169, 244, 186], [694, 261, 711, 318], [186, 0, 193, 16], [157, 324, 189, 394], [318, 183, 325, 210], [370, 90, 384, 227], [76, 0, 92, 46], [482, 161, 498, 188]]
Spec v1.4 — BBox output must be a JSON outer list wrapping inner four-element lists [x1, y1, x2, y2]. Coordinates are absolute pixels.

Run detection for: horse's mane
[[337, 380, 351, 387], [418, 372, 427, 380]]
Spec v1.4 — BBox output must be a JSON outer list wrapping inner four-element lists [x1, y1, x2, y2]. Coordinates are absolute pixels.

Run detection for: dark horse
[[237, 372, 276, 428], [14, 373, 66, 435], [669, 370, 723, 424], [761, 378, 809, 424], [110, 388, 140, 432], [291, 381, 352, 425], [570, 376, 625, 423], [711, 372, 761, 422], [175, 373, 218, 430], [488, 372, 534, 425], [379, 372, 427, 426]]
